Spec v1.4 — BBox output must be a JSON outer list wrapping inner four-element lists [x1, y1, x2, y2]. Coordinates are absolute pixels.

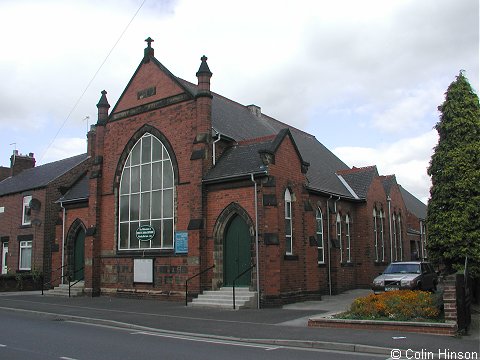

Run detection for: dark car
[[372, 261, 438, 293]]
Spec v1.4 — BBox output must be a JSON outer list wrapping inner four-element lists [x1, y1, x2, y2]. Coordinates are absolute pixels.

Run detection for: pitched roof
[[179, 79, 353, 197], [204, 141, 269, 182], [399, 185, 427, 220], [381, 175, 397, 196], [57, 174, 89, 203], [337, 166, 379, 199], [0, 154, 88, 196]]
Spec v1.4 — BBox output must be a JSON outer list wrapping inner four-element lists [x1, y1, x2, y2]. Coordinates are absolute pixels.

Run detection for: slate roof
[[337, 166, 379, 199], [381, 175, 397, 196], [179, 79, 353, 197], [57, 174, 89, 203], [204, 141, 269, 182], [399, 185, 427, 220], [0, 154, 88, 196]]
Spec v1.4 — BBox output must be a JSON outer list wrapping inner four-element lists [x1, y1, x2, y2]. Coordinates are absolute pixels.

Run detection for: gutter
[[60, 201, 66, 283], [326, 195, 333, 296], [212, 131, 222, 166], [306, 185, 364, 202], [250, 174, 260, 309], [203, 170, 268, 185], [387, 196, 393, 262]]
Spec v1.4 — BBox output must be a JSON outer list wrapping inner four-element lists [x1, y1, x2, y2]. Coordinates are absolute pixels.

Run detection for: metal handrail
[[42, 264, 68, 295], [68, 267, 85, 298], [185, 265, 215, 306], [233, 264, 256, 310]]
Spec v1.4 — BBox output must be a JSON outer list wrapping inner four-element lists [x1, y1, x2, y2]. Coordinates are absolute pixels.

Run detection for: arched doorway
[[66, 219, 86, 282], [73, 228, 85, 281], [224, 215, 251, 287]]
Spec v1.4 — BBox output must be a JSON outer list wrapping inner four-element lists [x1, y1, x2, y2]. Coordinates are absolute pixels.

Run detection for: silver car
[[372, 261, 438, 293]]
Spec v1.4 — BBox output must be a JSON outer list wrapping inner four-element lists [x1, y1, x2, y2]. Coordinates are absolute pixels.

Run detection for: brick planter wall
[[308, 318, 457, 336]]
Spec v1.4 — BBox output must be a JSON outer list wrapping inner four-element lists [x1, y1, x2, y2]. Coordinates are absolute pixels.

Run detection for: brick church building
[[0, 39, 428, 306]]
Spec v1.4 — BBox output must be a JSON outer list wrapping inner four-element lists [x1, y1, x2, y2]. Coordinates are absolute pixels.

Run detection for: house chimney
[[247, 105, 262, 117], [10, 150, 35, 176]]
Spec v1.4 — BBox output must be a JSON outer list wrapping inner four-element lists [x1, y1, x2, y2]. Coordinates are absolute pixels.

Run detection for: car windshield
[[384, 263, 420, 274]]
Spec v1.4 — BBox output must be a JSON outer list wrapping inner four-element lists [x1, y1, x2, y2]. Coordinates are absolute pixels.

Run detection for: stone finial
[[96, 90, 110, 125], [144, 37, 155, 62], [196, 55, 212, 77]]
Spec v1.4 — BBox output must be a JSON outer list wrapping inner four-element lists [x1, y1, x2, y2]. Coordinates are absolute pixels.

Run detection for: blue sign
[[175, 231, 188, 254]]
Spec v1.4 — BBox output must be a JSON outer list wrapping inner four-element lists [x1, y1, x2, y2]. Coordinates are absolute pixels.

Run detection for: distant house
[[2, 39, 428, 306], [0, 151, 89, 281]]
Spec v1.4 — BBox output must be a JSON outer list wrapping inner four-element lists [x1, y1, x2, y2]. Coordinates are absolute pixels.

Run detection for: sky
[[0, 0, 478, 203]]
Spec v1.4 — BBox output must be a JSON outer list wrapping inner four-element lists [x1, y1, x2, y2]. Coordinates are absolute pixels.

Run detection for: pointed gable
[[109, 39, 195, 120], [111, 58, 194, 116]]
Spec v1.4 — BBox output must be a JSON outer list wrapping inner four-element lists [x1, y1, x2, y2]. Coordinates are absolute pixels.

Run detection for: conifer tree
[[427, 71, 480, 277]]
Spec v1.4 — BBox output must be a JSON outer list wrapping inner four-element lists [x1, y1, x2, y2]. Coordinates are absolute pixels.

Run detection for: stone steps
[[44, 281, 85, 297], [189, 287, 257, 309]]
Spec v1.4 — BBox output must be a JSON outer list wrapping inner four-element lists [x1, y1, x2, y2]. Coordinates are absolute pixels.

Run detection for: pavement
[[0, 289, 478, 358]]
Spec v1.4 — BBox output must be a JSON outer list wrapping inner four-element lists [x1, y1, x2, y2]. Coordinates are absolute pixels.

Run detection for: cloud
[[371, 84, 444, 134], [41, 137, 87, 165], [333, 130, 438, 202]]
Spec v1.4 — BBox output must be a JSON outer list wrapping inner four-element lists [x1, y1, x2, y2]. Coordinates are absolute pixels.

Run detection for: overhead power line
[[40, 0, 147, 162]]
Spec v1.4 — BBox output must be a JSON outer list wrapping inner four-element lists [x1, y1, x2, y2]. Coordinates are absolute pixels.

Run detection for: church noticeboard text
[[175, 231, 188, 254]]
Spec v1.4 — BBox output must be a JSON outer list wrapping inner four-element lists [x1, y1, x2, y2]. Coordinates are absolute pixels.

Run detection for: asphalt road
[[0, 309, 390, 360]]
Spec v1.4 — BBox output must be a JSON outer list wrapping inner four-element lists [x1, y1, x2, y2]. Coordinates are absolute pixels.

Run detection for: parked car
[[372, 261, 438, 293]]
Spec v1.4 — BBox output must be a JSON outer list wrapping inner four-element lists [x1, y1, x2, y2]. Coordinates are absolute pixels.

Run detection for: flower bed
[[308, 290, 457, 336], [339, 290, 442, 322]]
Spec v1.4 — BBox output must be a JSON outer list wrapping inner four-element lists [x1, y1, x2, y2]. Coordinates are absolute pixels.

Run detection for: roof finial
[[145, 37, 154, 48], [196, 55, 212, 77], [144, 37, 155, 63]]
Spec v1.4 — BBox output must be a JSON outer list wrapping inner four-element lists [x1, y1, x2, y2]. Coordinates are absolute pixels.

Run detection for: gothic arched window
[[118, 133, 174, 250]]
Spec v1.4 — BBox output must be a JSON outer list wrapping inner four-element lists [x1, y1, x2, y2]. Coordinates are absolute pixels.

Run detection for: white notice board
[[133, 259, 153, 283]]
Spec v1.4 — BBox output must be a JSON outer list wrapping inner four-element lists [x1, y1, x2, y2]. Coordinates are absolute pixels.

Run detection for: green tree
[[427, 71, 480, 277]]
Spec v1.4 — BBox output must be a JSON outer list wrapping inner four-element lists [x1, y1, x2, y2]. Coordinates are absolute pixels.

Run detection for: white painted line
[[60, 357, 78, 360], [132, 331, 281, 351], [0, 344, 6, 347]]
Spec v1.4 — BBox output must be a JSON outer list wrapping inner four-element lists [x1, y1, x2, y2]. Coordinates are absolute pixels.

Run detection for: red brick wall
[[84, 58, 212, 295], [0, 189, 46, 274], [0, 159, 88, 281]]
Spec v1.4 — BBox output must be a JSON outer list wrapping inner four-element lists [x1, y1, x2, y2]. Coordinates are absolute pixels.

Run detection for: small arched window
[[379, 209, 385, 262], [336, 212, 342, 263], [345, 214, 351, 263], [316, 208, 324, 263], [393, 213, 398, 261], [284, 189, 293, 255], [398, 214, 403, 261], [118, 133, 174, 250], [373, 208, 379, 261]]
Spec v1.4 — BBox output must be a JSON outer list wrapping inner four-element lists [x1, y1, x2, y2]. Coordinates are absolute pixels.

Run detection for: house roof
[[399, 185, 427, 220], [0, 154, 88, 196]]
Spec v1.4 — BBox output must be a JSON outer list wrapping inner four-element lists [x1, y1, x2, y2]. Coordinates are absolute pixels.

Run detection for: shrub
[[346, 290, 441, 321]]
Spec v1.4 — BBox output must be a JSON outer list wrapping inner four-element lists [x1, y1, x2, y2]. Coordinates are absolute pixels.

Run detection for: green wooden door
[[224, 216, 251, 287], [73, 229, 85, 281]]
